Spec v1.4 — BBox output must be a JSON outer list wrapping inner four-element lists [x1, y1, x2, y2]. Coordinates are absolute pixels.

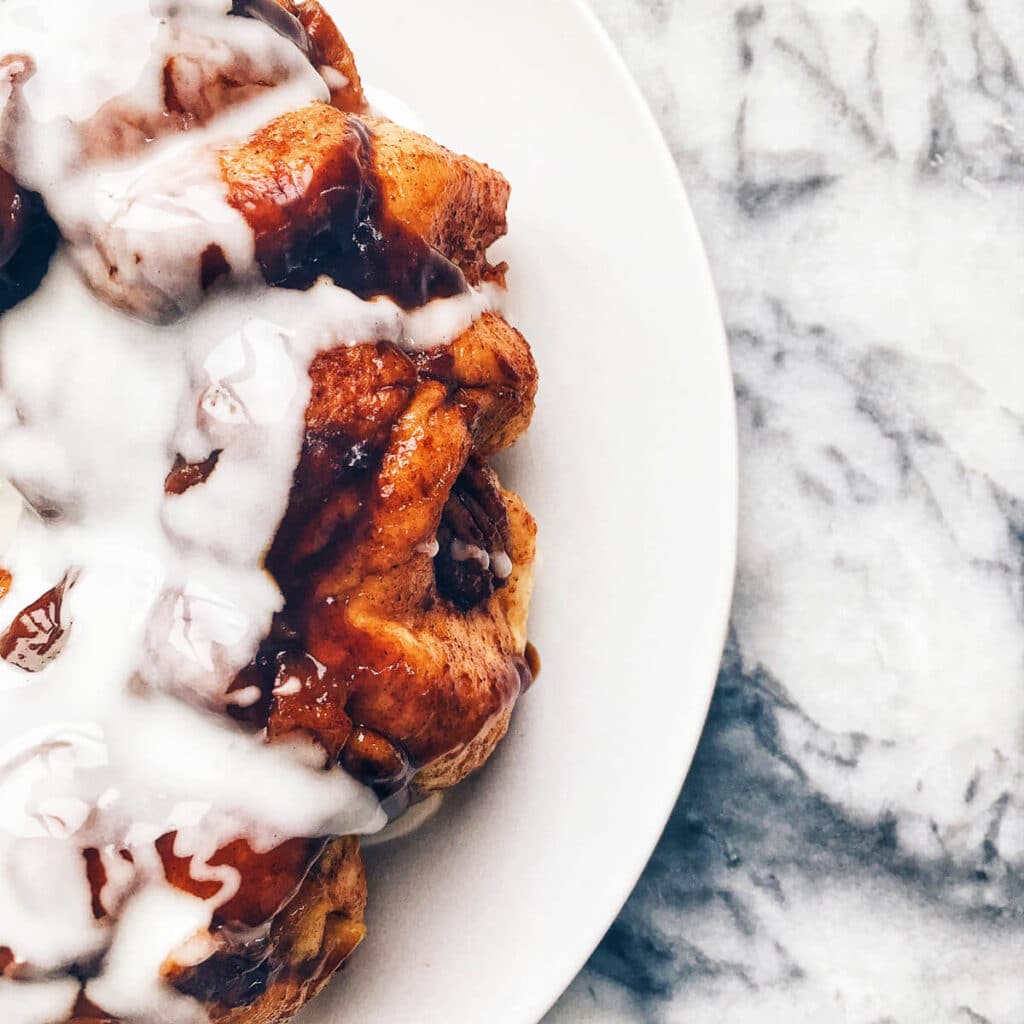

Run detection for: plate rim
[[526, 2, 739, 1018]]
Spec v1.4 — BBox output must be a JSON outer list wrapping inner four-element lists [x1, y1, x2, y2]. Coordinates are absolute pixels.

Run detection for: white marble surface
[[548, 0, 1024, 1020]]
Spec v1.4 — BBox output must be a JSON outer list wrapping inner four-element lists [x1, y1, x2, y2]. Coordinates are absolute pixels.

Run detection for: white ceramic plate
[[301, 2, 738, 1022]]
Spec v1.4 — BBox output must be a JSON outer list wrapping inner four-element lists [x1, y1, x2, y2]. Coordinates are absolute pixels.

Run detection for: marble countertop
[[548, 0, 1024, 1020]]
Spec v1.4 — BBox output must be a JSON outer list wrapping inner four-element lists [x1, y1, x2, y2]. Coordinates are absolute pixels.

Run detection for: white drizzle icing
[[0, 979, 79, 1024], [0, 1, 502, 1019], [448, 540, 514, 581]]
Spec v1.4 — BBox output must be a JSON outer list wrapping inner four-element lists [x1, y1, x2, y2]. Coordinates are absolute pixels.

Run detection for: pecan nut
[[434, 457, 513, 612]]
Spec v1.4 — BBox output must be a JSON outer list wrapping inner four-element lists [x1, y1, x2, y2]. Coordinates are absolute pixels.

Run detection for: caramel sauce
[[225, 115, 467, 310], [265, 649, 354, 757], [0, 573, 76, 672], [171, 948, 274, 1011], [0, 569, 12, 602], [82, 849, 107, 920], [156, 832, 322, 930], [227, 634, 355, 759], [339, 727, 413, 799], [164, 451, 222, 495]]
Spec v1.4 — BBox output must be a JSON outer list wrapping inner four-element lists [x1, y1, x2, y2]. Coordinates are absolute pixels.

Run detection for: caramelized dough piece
[[68, 837, 367, 1024], [261, 312, 538, 790], [273, 312, 536, 581], [11, 99, 510, 321], [415, 311, 539, 456], [180, 838, 367, 1024], [221, 103, 510, 296], [301, 406, 536, 790]]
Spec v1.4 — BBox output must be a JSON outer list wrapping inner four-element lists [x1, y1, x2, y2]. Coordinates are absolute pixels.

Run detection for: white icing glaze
[[0, 979, 79, 1024], [449, 539, 514, 580], [85, 886, 212, 1023], [491, 551, 514, 582], [416, 539, 441, 559], [0, 1, 502, 1019]]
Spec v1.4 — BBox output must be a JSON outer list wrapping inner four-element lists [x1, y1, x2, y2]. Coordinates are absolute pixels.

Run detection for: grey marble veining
[[548, 1, 1024, 1020]]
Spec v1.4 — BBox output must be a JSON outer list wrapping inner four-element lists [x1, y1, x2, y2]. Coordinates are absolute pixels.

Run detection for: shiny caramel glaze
[[166, 451, 223, 495], [157, 835, 324, 930], [339, 727, 413, 800]]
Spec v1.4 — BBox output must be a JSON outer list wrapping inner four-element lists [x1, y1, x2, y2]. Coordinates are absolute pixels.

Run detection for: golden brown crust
[[365, 116, 511, 286], [416, 312, 538, 456]]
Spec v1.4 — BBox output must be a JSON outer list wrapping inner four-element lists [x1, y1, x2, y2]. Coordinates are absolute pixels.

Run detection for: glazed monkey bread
[[0, 2, 538, 1022]]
